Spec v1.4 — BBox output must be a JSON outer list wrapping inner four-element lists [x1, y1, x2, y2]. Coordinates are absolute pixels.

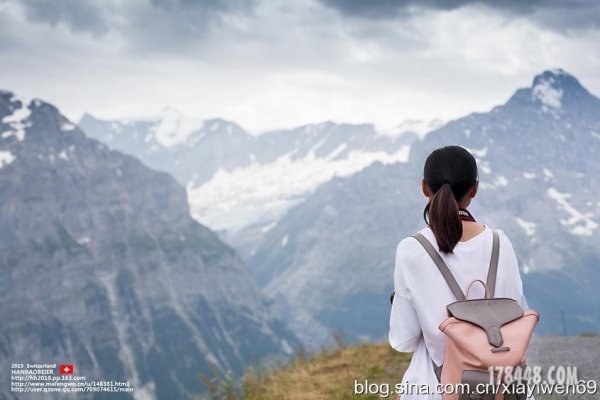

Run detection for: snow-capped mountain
[[79, 114, 420, 238], [378, 118, 444, 138], [0, 91, 300, 400], [248, 69, 600, 346], [79, 110, 252, 186]]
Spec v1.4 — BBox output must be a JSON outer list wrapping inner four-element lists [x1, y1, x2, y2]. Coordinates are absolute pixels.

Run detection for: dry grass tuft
[[241, 342, 412, 400]]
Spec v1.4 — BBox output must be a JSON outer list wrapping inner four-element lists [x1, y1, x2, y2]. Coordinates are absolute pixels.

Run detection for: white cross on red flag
[[59, 364, 74, 374]]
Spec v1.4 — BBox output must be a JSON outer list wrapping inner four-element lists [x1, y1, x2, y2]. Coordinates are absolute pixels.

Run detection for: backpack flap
[[446, 298, 524, 347]]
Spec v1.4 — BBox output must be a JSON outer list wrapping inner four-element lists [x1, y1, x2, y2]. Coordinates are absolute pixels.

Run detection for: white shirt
[[388, 225, 530, 400]]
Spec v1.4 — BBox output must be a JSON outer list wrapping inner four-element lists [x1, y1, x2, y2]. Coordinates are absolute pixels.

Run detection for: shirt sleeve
[[498, 230, 530, 309], [389, 238, 422, 352], [500, 231, 535, 400]]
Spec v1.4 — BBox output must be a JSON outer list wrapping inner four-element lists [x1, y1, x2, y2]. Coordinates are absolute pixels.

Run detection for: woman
[[388, 145, 530, 399]]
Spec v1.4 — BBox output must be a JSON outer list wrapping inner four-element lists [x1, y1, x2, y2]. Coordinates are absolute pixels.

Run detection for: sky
[[1, 0, 600, 134]]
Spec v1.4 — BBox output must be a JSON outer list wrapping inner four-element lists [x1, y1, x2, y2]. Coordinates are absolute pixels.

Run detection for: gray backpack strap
[[432, 361, 442, 382], [412, 233, 466, 301], [486, 230, 500, 298]]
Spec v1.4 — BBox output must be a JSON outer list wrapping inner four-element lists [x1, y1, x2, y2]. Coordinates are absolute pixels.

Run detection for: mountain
[[80, 109, 253, 187], [0, 91, 300, 400], [79, 114, 420, 242], [247, 69, 600, 346]]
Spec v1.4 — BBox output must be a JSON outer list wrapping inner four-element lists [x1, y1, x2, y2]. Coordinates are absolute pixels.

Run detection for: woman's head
[[422, 145, 478, 253]]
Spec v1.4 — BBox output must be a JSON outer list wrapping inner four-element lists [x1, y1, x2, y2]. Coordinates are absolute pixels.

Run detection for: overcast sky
[[2, 0, 600, 133]]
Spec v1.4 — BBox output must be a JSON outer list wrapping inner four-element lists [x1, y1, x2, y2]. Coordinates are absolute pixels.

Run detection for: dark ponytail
[[423, 146, 478, 253]]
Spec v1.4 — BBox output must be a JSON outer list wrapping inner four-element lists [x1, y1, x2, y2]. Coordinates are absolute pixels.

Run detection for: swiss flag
[[59, 364, 74, 374]]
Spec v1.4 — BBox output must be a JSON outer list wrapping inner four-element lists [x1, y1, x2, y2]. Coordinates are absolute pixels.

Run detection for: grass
[[239, 342, 412, 400], [579, 332, 600, 337], [202, 334, 600, 400]]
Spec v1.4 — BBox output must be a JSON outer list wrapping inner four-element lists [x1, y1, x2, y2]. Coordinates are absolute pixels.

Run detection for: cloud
[[15, 0, 258, 52], [319, 0, 600, 30], [1, 0, 599, 133], [11, 0, 600, 58], [150, 0, 254, 14], [19, 0, 110, 35], [319, 0, 539, 17]]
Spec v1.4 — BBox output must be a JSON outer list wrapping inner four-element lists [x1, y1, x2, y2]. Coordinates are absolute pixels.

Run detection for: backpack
[[412, 230, 540, 400]]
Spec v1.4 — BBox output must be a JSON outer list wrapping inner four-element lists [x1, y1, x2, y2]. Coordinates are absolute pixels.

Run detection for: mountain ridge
[[79, 112, 421, 237], [247, 69, 600, 346], [0, 90, 300, 400]]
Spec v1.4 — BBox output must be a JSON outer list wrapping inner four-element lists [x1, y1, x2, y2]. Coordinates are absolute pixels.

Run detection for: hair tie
[[442, 179, 452, 186]]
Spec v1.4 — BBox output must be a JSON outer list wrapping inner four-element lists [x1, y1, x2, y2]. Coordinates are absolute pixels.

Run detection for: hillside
[[0, 91, 299, 400], [221, 336, 600, 400], [236, 342, 411, 400]]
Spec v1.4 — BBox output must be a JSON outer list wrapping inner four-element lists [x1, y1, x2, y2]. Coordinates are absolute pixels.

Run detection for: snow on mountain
[[189, 146, 410, 231], [378, 118, 444, 138], [533, 76, 563, 110], [515, 217, 536, 236], [1, 91, 31, 141], [547, 187, 599, 236], [0, 150, 16, 168], [79, 115, 420, 235], [531, 69, 572, 109], [152, 106, 204, 148]]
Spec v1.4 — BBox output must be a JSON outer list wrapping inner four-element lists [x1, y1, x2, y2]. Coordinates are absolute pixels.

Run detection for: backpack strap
[[412, 229, 500, 301], [486, 230, 500, 298], [412, 233, 466, 301]]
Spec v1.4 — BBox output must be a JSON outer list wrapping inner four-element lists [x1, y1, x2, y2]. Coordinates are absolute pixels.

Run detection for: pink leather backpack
[[413, 230, 540, 400]]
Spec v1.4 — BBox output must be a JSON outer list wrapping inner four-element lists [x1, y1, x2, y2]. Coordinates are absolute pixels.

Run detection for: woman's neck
[[459, 220, 486, 242]]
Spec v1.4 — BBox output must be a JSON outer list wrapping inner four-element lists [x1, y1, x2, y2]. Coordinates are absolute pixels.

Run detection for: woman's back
[[389, 224, 528, 398], [388, 146, 531, 399]]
